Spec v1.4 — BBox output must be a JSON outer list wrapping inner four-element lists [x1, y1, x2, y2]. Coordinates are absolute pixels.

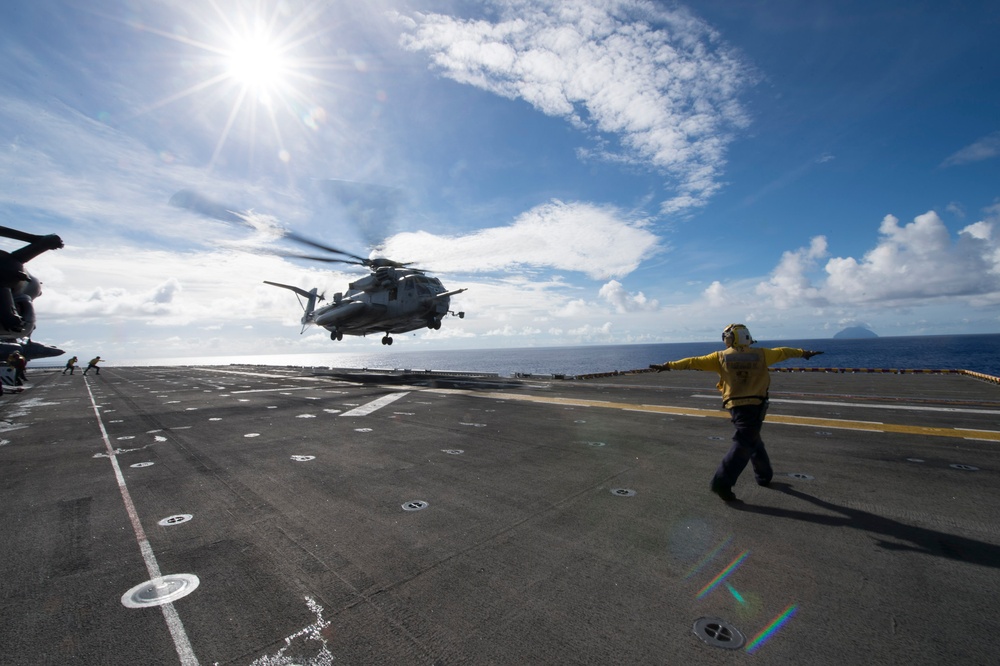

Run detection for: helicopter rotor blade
[[168, 190, 247, 225], [270, 250, 366, 266], [0, 226, 48, 244], [281, 231, 370, 264]]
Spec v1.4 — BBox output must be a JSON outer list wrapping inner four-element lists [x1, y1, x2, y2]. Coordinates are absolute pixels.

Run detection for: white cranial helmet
[[722, 323, 755, 347]]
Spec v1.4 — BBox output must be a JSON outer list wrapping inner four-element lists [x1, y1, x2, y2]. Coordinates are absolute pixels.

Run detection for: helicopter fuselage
[[269, 266, 465, 344], [0, 271, 42, 340]]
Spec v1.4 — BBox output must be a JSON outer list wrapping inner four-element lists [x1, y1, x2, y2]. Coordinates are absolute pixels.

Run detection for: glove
[[802, 350, 824, 360], [649, 364, 670, 372]]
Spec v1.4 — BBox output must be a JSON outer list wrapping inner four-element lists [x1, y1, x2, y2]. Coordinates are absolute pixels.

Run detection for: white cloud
[[941, 131, 1000, 167], [483, 324, 542, 337], [379, 199, 659, 279], [756, 211, 1000, 308], [704, 280, 726, 307], [397, 0, 752, 214], [567, 322, 613, 339], [756, 235, 828, 308], [598, 279, 658, 312]]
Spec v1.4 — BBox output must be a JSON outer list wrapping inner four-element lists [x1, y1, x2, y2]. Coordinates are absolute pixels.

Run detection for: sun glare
[[225, 26, 287, 94], [135, 2, 343, 170]]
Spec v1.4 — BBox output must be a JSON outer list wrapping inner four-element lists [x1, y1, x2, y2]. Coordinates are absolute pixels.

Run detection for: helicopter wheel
[[330, 331, 343, 341], [381, 335, 393, 346]]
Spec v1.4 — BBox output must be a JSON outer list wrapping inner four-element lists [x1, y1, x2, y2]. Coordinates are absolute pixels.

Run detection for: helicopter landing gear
[[330, 330, 343, 341], [427, 317, 442, 330], [381, 334, 393, 346]]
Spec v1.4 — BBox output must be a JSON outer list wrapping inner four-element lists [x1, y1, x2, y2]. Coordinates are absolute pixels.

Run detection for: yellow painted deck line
[[426, 389, 1000, 442]]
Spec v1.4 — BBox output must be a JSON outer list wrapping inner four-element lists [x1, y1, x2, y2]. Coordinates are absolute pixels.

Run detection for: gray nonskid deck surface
[[2, 366, 999, 665]]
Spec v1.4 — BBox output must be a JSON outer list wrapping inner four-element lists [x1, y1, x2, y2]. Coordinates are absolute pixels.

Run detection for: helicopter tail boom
[[263, 281, 321, 329]]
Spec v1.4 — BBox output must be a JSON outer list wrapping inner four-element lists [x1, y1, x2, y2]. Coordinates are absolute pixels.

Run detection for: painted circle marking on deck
[[209, 418, 221, 421], [583, 441, 606, 447], [323, 409, 341, 414], [130, 462, 154, 468], [611, 488, 636, 497], [291, 455, 315, 462], [117, 435, 135, 440], [907, 458, 925, 463], [786, 472, 814, 480], [121, 574, 200, 609], [815, 431, 833, 436], [354, 428, 373, 433], [158, 514, 193, 526], [267, 406, 277, 409], [296, 414, 316, 419], [109, 419, 124, 423], [244, 433, 260, 438], [402, 500, 428, 511], [442, 449, 464, 455], [692, 616, 746, 650], [574, 419, 586, 423], [949, 464, 979, 471], [154, 436, 167, 442], [460, 422, 487, 427]]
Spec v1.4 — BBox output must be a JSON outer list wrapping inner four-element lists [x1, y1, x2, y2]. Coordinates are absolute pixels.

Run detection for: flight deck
[[1, 365, 998, 665]]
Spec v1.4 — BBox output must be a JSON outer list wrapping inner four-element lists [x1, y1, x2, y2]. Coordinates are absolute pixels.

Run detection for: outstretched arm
[[650, 352, 721, 373]]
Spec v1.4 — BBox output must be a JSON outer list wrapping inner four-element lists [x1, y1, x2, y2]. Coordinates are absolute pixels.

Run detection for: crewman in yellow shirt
[[650, 324, 823, 503]]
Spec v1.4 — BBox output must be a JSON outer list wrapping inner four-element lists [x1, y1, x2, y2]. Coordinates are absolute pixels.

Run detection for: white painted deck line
[[84, 378, 200, 666], [340, 392, 409, 416]]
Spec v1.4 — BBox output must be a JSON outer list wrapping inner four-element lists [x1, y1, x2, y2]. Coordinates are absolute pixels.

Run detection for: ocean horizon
[[38, 333, 1000, 378]]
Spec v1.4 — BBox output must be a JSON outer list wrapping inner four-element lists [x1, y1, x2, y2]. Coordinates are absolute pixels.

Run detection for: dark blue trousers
[[711, 401, 773, 491]]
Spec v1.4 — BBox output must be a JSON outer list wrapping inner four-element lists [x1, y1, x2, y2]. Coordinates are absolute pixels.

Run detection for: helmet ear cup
[[722, 323, 737, 347]]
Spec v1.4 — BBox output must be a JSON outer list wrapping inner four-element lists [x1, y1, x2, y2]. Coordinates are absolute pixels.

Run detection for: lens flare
[[684, 535, 732, 580], [745, 604, 798, 654], [696, 550, 749, 599]]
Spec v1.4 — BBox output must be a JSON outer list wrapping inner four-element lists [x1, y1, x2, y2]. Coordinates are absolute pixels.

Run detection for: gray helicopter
[[169, 185, 467, 346], [264, 232, 466, 346]]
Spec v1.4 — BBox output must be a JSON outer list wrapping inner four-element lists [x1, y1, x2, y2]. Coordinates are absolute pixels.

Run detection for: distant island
[[834, 326, 879, 339]]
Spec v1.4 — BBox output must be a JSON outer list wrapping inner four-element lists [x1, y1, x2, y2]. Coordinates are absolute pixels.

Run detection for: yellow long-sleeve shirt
[[666, 346, 807, 408]]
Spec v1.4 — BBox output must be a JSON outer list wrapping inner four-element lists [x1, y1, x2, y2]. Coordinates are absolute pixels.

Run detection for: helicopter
[[264, 231, 466, 346], [0, 226, 65, 359], [168, 186, 468, 346]]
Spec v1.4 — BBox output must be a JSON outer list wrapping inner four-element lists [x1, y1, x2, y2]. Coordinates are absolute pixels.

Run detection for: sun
[[134, 2, 343, 170], [224, 21, 288, 96]]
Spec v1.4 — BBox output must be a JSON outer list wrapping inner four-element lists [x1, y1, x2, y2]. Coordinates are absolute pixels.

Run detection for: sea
[[95, 333, 1000, 379]]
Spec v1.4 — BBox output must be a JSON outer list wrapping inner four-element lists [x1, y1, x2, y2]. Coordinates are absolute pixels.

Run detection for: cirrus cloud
[[396, 0, 753, 214]]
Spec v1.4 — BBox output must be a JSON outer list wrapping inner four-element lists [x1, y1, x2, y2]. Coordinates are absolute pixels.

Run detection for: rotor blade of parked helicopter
[[0, 226, 46, 243]]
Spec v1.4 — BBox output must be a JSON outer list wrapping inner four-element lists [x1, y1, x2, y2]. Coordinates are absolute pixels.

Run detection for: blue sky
[[2, 0, 998, 360]]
